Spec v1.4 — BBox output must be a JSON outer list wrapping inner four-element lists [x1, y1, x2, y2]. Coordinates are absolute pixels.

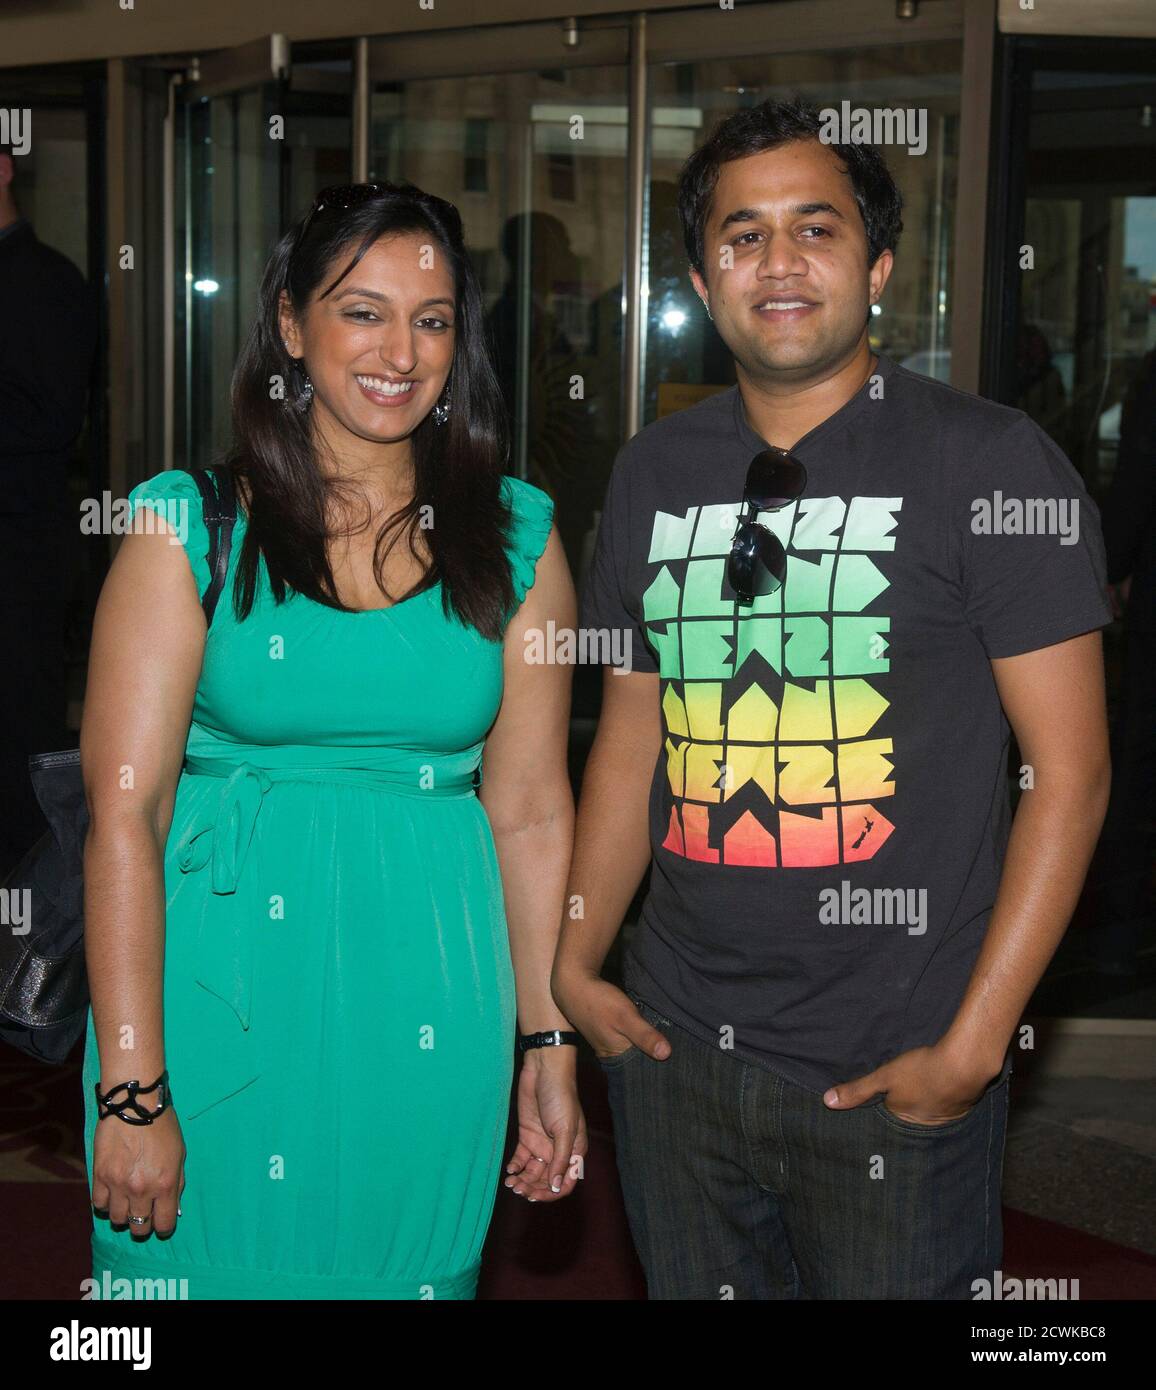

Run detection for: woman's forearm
[[83, 812, 168, 1090], [493, 797, 575, 1034]]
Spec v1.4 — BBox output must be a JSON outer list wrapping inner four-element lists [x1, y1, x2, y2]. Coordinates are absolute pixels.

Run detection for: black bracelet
[[519, 1030, 580, 1052], [94, 1069, 172, 1125]]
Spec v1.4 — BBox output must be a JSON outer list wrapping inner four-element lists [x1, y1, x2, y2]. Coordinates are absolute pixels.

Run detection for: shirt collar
[[732, 351, 896, 457], [0, 215, 30, 245]]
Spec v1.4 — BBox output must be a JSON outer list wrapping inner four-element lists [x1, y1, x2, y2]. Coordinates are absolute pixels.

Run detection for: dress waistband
[[184, 754, 479, 794], [172, 755, 480, 1031]]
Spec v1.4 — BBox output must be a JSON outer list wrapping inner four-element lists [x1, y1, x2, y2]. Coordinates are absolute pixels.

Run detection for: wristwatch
[[518, 1029, 580, 1052]]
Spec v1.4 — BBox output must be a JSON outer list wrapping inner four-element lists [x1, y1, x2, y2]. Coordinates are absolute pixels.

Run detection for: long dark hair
[[677, 95, 904, 277], [223, 181, 518, 641]]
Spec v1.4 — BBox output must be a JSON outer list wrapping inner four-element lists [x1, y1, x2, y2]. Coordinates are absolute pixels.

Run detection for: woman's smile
[[353, 373, 418, 408]]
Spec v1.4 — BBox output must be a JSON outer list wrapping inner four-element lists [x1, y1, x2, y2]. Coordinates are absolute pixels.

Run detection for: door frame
[[153, 1, 999, 468]]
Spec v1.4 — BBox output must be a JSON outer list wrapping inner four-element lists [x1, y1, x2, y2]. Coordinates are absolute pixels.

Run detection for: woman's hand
[[504, 1048, 586, 1202], [91, 1105, 186, 1239]]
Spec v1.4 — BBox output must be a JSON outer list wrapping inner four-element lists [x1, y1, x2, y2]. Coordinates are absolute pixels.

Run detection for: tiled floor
[[1003, 1027, 1156, 1256], [2, 1032, 1154, 1299]]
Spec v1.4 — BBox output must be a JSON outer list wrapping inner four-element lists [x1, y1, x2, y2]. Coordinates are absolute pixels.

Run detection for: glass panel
[[178, 85, 284, 471], [1015, 57, 1156, 491], [284, 45, 354, 224], [644, 41, 962, 422], [1006, 41, 1156, 1022], [368, 68, 629, 587], [176, 51, 351, 471], [6, 106, 89, 276]]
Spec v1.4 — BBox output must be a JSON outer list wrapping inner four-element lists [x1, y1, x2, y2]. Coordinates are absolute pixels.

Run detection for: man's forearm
[[553, 733, 653, 984], [943, 766, 1112, 1074]]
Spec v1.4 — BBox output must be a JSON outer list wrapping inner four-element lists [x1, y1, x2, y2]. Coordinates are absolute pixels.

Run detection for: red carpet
[[1, 1041, 1152, 1300]]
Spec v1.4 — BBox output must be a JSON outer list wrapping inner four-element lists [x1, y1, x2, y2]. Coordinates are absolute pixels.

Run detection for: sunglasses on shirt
[[728, 447, 808, 605]]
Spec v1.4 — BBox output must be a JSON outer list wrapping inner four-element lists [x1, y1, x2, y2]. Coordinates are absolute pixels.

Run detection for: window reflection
[[370, 73, 629, 585]]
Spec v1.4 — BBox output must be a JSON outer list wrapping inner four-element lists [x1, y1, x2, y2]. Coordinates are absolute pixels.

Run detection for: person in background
[[0, 137, 97, 878]]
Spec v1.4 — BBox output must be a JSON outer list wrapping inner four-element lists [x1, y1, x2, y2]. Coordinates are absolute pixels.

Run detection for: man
[[553, 98, 1113, 1300], [0, 138, 96, 877]]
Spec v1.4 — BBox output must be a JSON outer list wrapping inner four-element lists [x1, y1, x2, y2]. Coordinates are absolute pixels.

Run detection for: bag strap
[[186, 467, 237, 628]]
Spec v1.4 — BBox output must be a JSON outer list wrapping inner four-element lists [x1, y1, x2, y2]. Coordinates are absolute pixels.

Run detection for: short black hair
[[677, 94, 903, 277]]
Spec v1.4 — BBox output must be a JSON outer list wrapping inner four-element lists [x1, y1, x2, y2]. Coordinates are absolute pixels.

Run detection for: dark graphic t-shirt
[[580, 352, 1113, 1093]]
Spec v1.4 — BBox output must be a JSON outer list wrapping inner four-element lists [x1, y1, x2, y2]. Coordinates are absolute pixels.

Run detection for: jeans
[[600, 993, 1011, 1300]]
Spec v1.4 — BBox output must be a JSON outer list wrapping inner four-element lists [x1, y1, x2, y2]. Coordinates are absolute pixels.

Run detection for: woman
[[80, 182, 585, 1300]]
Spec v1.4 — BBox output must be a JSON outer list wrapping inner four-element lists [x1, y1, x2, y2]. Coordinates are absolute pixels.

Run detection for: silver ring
[[129, 1214, 148, 1225]]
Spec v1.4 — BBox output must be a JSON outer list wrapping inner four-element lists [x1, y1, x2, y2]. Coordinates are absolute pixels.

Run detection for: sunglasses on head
[[292, 181, 462, 258], [727, 447, 808, 605], [296, 182, 393, 244]]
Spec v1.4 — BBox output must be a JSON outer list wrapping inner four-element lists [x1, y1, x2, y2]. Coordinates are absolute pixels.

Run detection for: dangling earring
[[432, 385, 451, 426], [288, 357, 313, 412]]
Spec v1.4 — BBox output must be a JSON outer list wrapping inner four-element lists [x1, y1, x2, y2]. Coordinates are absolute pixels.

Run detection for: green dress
[[82, 467, 554, 1300]]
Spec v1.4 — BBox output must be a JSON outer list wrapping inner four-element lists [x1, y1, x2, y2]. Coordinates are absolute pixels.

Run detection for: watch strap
[[519, 1029, 580, 1052]]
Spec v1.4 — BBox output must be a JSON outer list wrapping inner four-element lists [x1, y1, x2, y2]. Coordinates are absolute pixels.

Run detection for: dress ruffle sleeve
[[500, 474, 555, 608], [126, 468, 213, 602]]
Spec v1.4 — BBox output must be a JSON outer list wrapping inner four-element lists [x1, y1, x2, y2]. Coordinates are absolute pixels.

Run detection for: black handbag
[[0, 465, 237, 1063]]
